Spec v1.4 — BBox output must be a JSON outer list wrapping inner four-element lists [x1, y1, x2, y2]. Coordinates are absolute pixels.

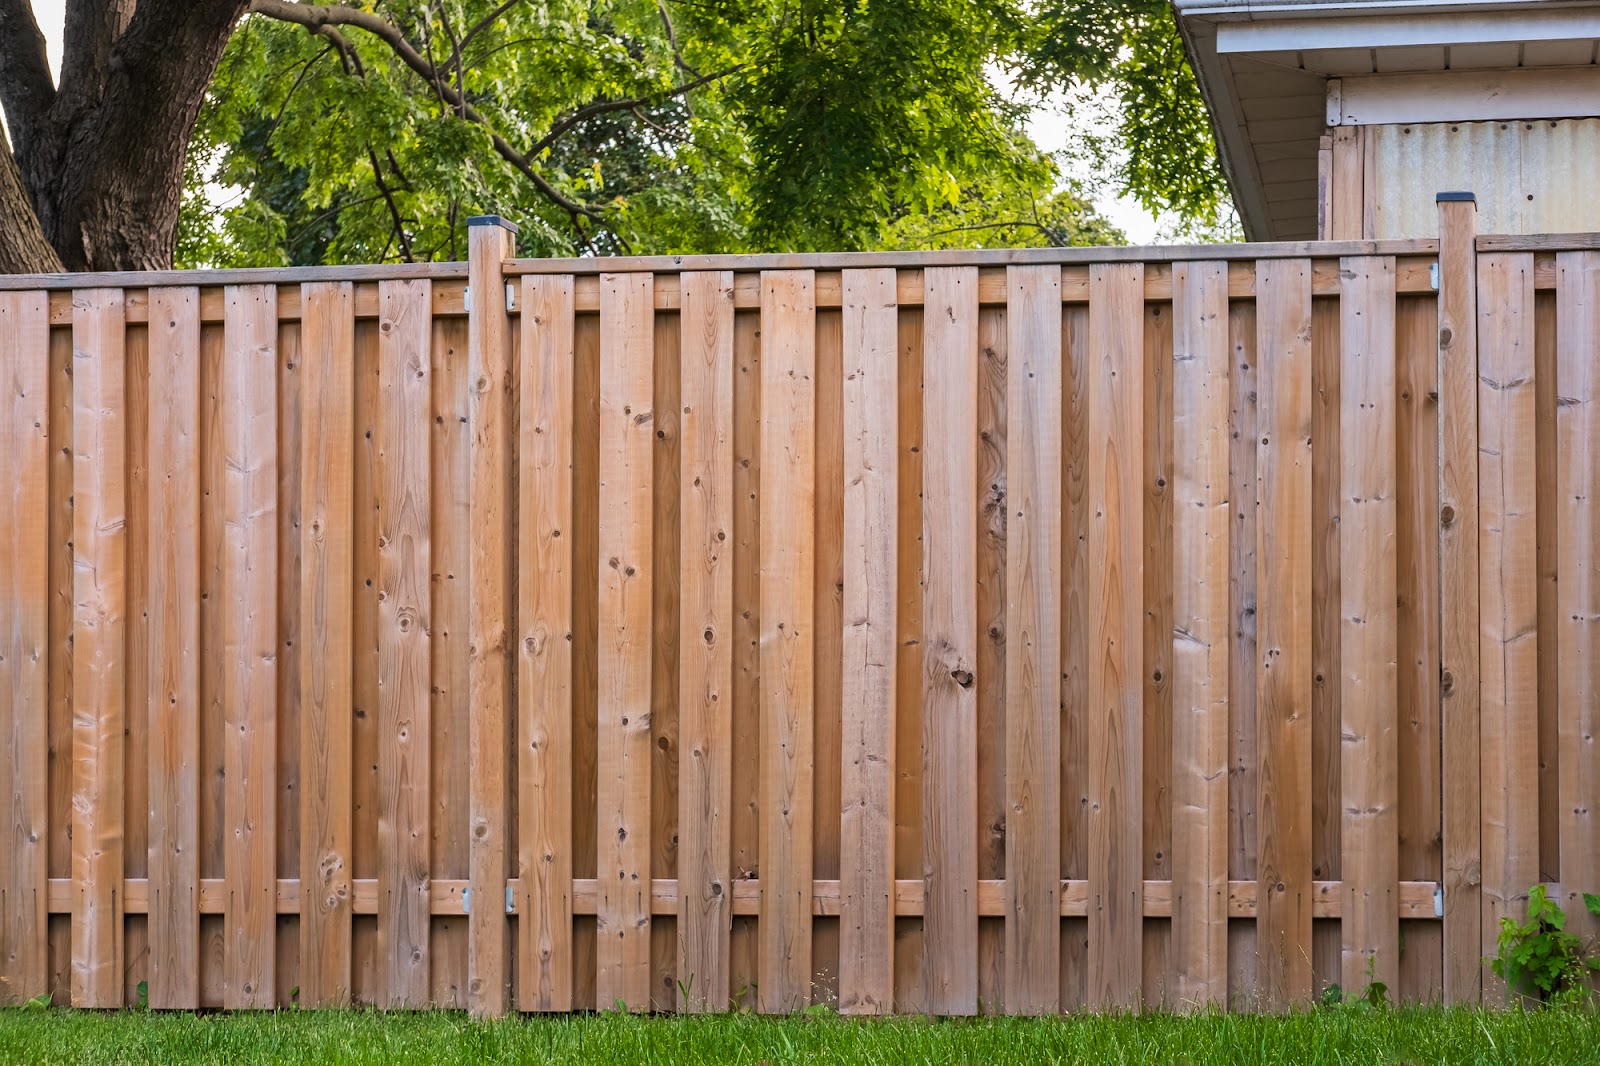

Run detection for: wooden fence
[[2, 206, 1598, 1015]]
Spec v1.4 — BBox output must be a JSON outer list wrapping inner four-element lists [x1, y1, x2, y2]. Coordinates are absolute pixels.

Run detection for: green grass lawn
[[0, 1007, 1598, 1065]]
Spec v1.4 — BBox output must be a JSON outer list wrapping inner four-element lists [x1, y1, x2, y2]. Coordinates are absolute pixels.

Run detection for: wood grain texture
[[1003, 265, 1062, 1014], [1254, 259, 1314, 1010], [1170, 262, 1230, 1009], [649, 307, 681, 1013], [71, 289, 127, 1007], [465, 222, 513, 1017], [758, 270, 817, 1013], [0, 290, 50, 1004], [1337, 258, 1400, 995], [1557, 251, 1600, 954], [1328, 128, 1365, 242], [597, 272, 654, 1011], [222, 285, 278, 1009], [919, 266, 980, 1016], [519, 274, 576, 1011], [728, 308, 761, 1011], [1477, 253, 1539, 1007], [893, 304, 926, 1015], [1436, 199, 1481, 1005], [1087, 263, 1144, 1010], [676, 272, 735, 1012], [298, 282, 355, 1008], [1062, 301, 1091, 1012], [975, 305, 1007, 1016], [145, 287, 202, 1009], [838, 269, 898, 1015], [376, 280, 432, 1007]]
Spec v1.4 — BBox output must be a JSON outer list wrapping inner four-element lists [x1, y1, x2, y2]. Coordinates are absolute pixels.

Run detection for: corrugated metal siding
[[1369, 119, 1600, 237]]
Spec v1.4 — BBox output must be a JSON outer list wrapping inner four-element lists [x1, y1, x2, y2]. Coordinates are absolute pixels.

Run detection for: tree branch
[[456, 0, 523, 61], [367, 144, 414, 261], [527, 64, 735, 157], [0, 131, 63, 272], [56, 0, 136, 112], [248, 0, 613, 226], [0, 0, 56, 148]]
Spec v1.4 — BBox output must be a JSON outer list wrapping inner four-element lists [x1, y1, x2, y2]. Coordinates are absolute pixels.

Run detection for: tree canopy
[[186, 0, 1227, 264], [0, 0, 1229, 273]]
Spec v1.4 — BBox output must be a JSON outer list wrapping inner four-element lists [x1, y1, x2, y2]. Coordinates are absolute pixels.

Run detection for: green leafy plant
[[1317, 957, 1390, 1013], [1491, 885, 1600, 1005]]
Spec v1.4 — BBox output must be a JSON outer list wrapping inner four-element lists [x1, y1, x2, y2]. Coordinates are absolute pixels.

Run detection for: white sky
[[29, 0, 1169, 245]]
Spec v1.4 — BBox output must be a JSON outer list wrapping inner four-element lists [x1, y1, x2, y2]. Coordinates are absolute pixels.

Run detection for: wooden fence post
[[1436, 192, 1482, 1005], [467, 215, 517, 1018]]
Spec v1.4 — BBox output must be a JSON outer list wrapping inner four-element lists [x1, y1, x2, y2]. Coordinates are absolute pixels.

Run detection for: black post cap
[[1436, 192, 1476, 203], [466, 215, 520, 233]]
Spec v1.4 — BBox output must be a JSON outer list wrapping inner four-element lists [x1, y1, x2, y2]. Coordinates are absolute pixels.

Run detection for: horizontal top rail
[[0, 261, 466, 291], [501, 238, 1439, 274], [1477, 232, 1600, 251], [0, 231, 1590, 291]]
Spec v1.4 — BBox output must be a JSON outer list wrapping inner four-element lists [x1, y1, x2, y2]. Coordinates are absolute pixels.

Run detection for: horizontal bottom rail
[[44, 877, 1444, 920]]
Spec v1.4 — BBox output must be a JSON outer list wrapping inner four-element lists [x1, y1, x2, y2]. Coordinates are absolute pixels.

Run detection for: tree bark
[[0, 134, 62, 273], [0, 0, 250, 272]]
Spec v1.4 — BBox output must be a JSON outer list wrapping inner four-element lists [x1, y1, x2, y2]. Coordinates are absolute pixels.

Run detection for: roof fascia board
[[1216, 8, 1600, 51]]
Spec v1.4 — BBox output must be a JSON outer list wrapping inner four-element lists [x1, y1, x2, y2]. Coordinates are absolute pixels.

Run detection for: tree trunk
[[0, 0, 250, 274], [0, 137, 62, 273]]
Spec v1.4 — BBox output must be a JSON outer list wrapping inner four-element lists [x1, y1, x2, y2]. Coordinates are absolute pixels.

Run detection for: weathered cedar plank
[[1142, 296, 1175, 1008], [519, 275, 577, 1011], [597, 272, 654, 1010], [71, 289, 128, 1008], [1338, 257, 1400, 994], [1555, 252, 1600, 952], [676, 272, 735, 1012], [1087, 262, 1145, 1010], [893, 304, 926, 1015], [838, 269, 898, 1015], [812, 303, 845, 1010], [1170, 262, 1230, 1009], [1062, 302, 1091, 1011], [376, 280, 432, 1006], [1003, 265, 1063, 1014], [1477, 253, 1539, 1007], [758, 270, 817, 1012], [298, 282, 355, 1007], [975, 303, 1007, 1016], [1254, 259, 1314, 1010], [919, 266, 980, 1016], [1436, 198, 1481, 1005], [466, 221, 514, 1017], [222, 285, 278, 1009], [146, 287, 202, 1008], [0, 290, 50, 1004], [649, 307, 682, 1012]]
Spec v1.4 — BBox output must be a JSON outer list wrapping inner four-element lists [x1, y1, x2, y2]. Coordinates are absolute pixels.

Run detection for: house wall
[[1320, 117, 1600, 238]]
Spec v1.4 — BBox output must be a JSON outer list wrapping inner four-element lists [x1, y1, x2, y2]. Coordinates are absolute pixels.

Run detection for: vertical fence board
[[466, 221, 514, 1017], [597, 272, 655, 1010], [758, 270, 817, 1012], [1087, 263, 1145, 1010], [1338, 258, 1400, 995], [1437, 199, 1482, 1005], [1142, 298, 1175, 1008], [893, 302, 926, 1015], [0, 291, 50, 1004], [1003, 265, 1062, 1014], [520, 275, 577, 1012], [1170, 263, 1230, 1009], [650, 306, 682, 1013], [677, 272, 735, 1012], [1255, 260, 1314, 1010], [146, 287, 201, 1009], [376, 280, 432, 1006], [222, 285, 278, 1009], [1556, 252, 1600, 949], [1061, 302, 1091, 1012], [1396, 294, 1443, 1003], [838, 269, 898, 1015], [71, 289, 127, 1008], [812, 305, 844, 1010], [571, 308, 602, 1011], [1477, 252, 1539, 1007], [975, 303, 1007, 1016], [350, 316, 381, 1007], [1310, 290, 1341, 1004], [920, 266, 980, 1016], [728, 308, 761, 1010], [298, 282, 355, 1008]]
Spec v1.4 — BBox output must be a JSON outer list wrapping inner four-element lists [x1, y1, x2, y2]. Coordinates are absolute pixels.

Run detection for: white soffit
[[1215, 7, 1600, 52], [1330, 67, 1600, 124]]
